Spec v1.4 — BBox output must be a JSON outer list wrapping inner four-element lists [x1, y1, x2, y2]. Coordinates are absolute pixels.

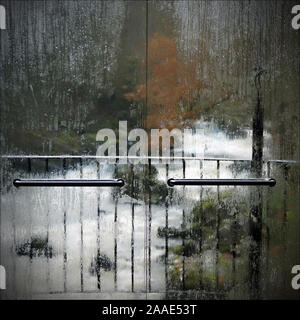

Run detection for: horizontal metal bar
[[2, 155, 247, 161], [266, 159, 297, 164], [2, 155, 297, 164], [167, 178, 276, 187], [13, 179, 124, 188], [0, 155, 253, 162]]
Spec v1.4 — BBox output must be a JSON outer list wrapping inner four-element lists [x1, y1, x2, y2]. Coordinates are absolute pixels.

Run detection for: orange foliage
[[125, 33, 206, 130]]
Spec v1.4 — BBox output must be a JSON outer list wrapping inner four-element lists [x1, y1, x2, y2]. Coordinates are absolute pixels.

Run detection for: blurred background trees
[[1, 1, 299, 161]]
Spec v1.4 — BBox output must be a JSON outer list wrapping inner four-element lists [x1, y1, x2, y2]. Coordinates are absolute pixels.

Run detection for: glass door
[[1, 0, 299, 300], [142, 0, 300, 299]]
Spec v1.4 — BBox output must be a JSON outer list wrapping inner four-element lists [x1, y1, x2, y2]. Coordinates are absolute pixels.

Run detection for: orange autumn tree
[[125, 33, 206, 130]]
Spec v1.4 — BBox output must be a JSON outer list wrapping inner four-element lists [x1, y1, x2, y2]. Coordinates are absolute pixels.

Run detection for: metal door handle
[[167, 178, 276, 187], [13, 179, 124, 187]]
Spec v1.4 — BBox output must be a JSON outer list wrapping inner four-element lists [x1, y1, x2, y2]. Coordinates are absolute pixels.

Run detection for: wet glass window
[[0, 0, 299, 299]]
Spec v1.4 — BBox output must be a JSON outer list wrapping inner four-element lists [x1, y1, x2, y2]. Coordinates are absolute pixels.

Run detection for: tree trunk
[[249, 69, 264, 299]]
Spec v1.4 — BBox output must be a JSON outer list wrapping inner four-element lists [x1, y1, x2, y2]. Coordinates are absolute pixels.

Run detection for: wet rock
[[16, 236, 53, 258], [90, 254, 113, 275]]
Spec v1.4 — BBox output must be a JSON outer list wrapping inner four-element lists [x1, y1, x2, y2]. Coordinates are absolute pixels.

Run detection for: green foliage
[[161, 190, 248, 294], [16, 236, 53, 258], [116, 164, 169, 204]]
